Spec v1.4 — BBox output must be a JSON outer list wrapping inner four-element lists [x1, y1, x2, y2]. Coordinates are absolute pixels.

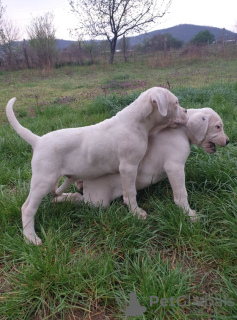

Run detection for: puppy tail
[[6, 98, 39, 148]]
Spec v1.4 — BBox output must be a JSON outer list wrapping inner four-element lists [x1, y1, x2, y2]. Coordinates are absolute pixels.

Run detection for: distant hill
[[56, 39, 75, 49], [127, 24, 237, 47], [56, 24, 237, 49]]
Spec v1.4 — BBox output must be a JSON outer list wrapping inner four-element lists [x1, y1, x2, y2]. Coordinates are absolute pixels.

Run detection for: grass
[[0, 56, 237, 319]]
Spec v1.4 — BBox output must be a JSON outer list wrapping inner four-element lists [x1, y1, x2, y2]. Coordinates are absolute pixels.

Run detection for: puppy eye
[[216, 125, 221, 129]]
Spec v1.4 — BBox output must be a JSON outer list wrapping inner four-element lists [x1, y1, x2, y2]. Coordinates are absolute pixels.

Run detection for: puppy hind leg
[[22, 193, 47, 245], [22, 175, 55, 245]]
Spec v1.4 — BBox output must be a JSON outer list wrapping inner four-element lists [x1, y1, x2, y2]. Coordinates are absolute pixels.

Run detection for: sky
[[3, 0, 237, 40]]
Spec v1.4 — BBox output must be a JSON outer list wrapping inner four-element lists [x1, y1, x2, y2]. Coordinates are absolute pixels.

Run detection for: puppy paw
[[24, 233, 42, 245], [52, 192, 82, 203], [189, 210, 198, 222], [52, 193, 67, 203], [134, 208, 148, 220]]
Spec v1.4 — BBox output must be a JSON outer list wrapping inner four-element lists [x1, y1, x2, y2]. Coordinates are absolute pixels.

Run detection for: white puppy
[[55, 108, 229, 220], [6, 87, 187, 244]]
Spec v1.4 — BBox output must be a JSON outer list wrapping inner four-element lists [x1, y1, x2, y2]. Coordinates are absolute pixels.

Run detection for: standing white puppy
[[6, 87, 187, 244]]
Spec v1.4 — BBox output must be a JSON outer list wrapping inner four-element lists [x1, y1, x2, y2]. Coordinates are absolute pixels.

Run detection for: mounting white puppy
[[6, 87, 187, 244], [55, 108, 229, 220]]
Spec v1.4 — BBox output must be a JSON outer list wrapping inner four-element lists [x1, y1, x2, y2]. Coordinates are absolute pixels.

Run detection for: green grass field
[[0, 56, 237, 319]]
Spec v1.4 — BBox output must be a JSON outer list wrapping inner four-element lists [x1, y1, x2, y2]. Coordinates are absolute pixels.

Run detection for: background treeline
[[0, 22, 236, 70], [0, 0, 236, 70]]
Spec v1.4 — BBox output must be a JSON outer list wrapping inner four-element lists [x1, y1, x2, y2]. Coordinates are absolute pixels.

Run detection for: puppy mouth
[[208, 141, 216, 153]]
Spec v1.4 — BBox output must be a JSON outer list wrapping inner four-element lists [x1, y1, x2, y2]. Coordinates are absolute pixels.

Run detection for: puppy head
[[187, 108, 229, 153], [150, 87, 187, 124]]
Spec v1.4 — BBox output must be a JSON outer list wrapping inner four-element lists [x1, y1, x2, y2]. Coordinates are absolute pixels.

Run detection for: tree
[[0, 0, 5, 23], [69, 0, 172, 64], [80, 40, 100, 64], [190, 30, 215, 46], [137, 33, 183, 53], [0, 1, 21, 69], [0, 19, 21, 69], [26, 12, 57, 68]]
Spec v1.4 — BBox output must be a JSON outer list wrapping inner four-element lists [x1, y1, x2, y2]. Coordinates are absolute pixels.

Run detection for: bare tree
[[0, 1, 21, 69], [0, 19, 21, 69], [0, 0, 6, 66], [0, 0, 5, 23], [26, 12, 57, 69], [69, 30, 84, 65], [22, 39, 30, 68], [69, 0, 172, 64]]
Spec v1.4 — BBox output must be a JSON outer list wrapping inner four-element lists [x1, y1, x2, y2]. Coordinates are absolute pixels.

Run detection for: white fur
[[55, 108, 229, 220], [6, 87, 187, 244]]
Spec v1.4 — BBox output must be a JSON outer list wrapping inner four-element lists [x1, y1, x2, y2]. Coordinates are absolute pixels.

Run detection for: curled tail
[[6, 98, 39, 149]]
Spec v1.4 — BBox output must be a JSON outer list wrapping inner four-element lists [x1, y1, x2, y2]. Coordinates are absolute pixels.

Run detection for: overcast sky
[[4, 0, 237, 40]]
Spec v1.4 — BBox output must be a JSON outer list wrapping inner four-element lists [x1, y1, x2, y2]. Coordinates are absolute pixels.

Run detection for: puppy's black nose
[[226, 139, 230, 145]]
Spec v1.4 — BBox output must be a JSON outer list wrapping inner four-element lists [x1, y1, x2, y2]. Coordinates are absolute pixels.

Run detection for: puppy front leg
[[119, 163, 147, 219], [54, 177, 76, 196], [164, 162, 197, 221]]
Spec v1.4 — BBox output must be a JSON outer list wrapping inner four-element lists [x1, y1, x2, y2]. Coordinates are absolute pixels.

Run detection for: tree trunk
[[123, 34, 127, 62], [164, 35, 167, 58], [222, 28, 225, 55], [23, 39, 30, 68], [109, 37, 117, 64], [78, 40, 82, 66]]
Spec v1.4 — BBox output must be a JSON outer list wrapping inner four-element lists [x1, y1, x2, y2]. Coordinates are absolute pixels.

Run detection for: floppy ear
[[150, 88, 168, 117], [187, 113, 209, 142]]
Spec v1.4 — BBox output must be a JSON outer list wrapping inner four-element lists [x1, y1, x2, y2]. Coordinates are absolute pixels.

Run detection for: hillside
[[56, 24, 237, 49], [127, 24, 237, 47], [56, 39, 75, 49]]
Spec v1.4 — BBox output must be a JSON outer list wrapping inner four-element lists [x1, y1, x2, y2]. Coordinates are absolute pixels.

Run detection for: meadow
[[0, 54, 237, 319]]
